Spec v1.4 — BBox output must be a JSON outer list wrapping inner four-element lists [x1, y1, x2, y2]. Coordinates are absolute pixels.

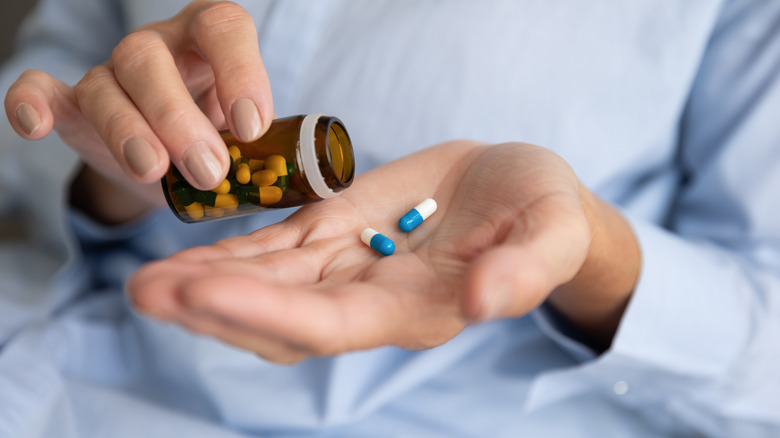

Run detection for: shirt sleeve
[[0, 0, 127, 242], [530, 0, 780, 436], [0, 0, 126, 344]]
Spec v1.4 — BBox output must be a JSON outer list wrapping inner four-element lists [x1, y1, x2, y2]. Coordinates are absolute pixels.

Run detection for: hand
[[128, 140, 641, 363], [4, 1, 272, 223]]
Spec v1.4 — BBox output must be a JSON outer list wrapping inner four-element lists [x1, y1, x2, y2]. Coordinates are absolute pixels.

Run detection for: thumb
[[461, 193, 591, 322], [4, 69, 86, 140]]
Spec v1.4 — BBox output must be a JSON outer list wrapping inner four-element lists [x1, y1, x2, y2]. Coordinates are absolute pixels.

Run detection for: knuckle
[[8, 70, 51, 97], [74, 65, 114, 102], [102, 111, 137, 139], [221, 62, 256, 80], [111, 29, 166, 70], [193, 1, 250, 35], [150, 104, 188, 130], [17, 69, 50, 85]]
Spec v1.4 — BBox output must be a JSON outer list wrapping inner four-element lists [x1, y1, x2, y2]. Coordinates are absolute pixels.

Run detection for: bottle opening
[[325, 120, 355, 186]]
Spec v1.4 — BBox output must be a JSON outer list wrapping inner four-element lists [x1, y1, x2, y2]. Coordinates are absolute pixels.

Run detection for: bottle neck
[[299, 114, 354, 198]]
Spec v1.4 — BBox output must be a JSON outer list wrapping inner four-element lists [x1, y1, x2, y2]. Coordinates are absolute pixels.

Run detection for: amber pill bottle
[[162, 114, 355, 223]]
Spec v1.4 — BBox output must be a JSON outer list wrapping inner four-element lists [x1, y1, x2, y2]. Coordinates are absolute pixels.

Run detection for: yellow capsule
[[259, 186, 283, 205], [236, 163, 251, 184], [214, 193, 239, 210], [248, 159, 265, 172], [184, 202, 204, 220], [204, 205, 225, 218], [228, 145, 242, 162], [265, 155, 288, 176], [211, 179, 232, 195], [251, 169, 278, 187]]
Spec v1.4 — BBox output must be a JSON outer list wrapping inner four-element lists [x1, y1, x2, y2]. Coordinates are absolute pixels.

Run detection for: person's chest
[[122, 0, 723, 206]]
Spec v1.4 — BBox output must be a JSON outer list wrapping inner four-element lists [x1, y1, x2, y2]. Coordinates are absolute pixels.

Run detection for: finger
[[74, 65, 169, 182], [129, 242, 328, 322], [110, 29, 230, 190], [179, 255, 462, 355], [4, 70, 82, 140], [127, 259, 205, 319], [188, 1, 273, 142], [178, 235, 358, 291], [207, 222, 302, 259], [196, 85, 228, 130], [129, 261, 310, 364], [176, 311, 309, 365], [462, 193, 591, 321], [179, 275, 388, 356]]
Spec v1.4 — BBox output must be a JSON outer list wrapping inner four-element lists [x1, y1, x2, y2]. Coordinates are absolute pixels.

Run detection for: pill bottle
[[162, 114, 355, 223]]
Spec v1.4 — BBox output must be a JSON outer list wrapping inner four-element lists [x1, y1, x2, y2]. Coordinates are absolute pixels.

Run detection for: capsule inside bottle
[[162, 114, 355, 223]]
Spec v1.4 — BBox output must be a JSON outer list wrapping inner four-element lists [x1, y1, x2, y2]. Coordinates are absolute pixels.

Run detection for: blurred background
[[0, 3, 36, 65], [0, 2, 37, 240]]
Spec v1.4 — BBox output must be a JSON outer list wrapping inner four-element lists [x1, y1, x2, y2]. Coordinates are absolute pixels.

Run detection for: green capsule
[[171, 165, 184, 181], [172, 180, 194, 206], [236, 186, 283, 205], [193, 190, 218, 206], [237, 186, 260, 204], [286, 162, 295, 176], [227, 177, 240, 193], [273, 175, 289, 194]]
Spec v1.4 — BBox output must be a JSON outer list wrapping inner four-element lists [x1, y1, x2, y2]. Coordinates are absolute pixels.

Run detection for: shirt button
[[613, 380, 629, 395]]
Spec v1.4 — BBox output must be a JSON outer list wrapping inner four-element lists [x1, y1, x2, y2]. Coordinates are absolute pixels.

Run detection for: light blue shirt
[[1, 0, 780, 437]]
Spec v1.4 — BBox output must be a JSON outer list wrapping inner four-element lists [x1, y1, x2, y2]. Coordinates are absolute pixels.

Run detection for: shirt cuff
[[526, 212, 752, 412], [67, 207, 162, 245]]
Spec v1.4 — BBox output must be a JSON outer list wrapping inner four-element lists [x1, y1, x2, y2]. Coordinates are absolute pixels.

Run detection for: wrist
[[69, 164, 153, 225], [546, 182, 641, 352]]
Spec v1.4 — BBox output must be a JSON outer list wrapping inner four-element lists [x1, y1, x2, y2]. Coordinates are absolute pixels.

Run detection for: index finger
[[187, 1, 273, 142], [99, 1, 273, 188]]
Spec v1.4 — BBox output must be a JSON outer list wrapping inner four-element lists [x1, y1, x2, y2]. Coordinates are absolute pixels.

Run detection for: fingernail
[[480, 281, 513, 320], [182, 142, 224, 189], [123, 137, 158, 177], [16, 103, 41, 135], [231, 97, 261, 142]]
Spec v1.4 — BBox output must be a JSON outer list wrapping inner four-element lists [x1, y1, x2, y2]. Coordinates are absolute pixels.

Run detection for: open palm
[[128, 140, 592, 364]]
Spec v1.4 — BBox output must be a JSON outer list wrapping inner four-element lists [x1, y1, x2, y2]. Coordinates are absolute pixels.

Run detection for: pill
[[172, 180, 194, 206], [171, 165, 184, 180], [258, 186, 283, 204], [184, 201, 204, 220], [273, 174, 289, 194], [211, 179, 232, 194], [248, 159, 265, 172], [266, 154, 288, 176], [236, 186, 283, 205], [213, 193, 239, 210], [286, 162, 295, 176], [398, 198, 437, 232], [236, 161, 251, 184], [192, 190, 217, 207], [361, 228, 395, 256], [193, 190, 217, 206], [228, 145, 242, 162], [252, 169, 278, 187], [204, 205, 225, 218]]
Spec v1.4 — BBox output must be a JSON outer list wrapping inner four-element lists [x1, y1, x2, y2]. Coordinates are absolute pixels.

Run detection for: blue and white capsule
[[361, 228, 395, 256], [398, 198, 438, 232]]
